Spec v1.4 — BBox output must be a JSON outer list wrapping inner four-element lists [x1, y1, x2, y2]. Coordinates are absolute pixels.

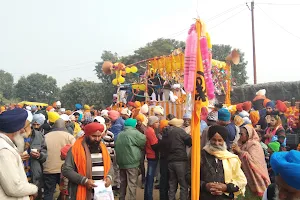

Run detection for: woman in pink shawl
[[232, 125, 270, 199]]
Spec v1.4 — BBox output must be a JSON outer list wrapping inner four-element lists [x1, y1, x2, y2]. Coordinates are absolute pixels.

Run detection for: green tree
[[212, 44, 248, 85], [121, 38, 185, 65], [15, 73, 59, 103], [59, 78, 105, 109], [0, 70, 14, 99]]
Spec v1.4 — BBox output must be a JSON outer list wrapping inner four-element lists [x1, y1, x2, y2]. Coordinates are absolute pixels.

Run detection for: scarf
[[265, 125, 282, 145], [72, 137, 111, 200], [203, 146, 246, 197], [240, 125, 270, 196]]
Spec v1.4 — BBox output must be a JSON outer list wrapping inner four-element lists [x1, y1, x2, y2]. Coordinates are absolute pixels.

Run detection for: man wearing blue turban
[[263, 150, 300, 200]]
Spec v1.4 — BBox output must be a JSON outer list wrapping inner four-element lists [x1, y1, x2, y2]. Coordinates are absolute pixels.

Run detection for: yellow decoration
[[125, 67, 131, 73], [131, 66, 138, 73], [165, 56, 172, 73], [118, 76, 125, 84], [132, 84, 138, 89], [139, 84, 146, 91], [206, 33, 212, 49], [212, 59, 226, 69], [112, 79, 118, 85]]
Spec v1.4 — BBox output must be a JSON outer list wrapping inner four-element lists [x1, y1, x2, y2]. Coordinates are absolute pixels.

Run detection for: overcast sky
[[0, 0, 299, 87]]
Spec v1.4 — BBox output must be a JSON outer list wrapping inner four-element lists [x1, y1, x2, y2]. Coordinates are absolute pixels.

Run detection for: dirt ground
[[54, 175, 180, 200]]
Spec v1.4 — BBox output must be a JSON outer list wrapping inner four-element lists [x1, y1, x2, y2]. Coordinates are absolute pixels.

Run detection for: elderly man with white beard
[[0, 108, 38, 200], [186, 125, 247, 200], [263, 150, 300, 200]]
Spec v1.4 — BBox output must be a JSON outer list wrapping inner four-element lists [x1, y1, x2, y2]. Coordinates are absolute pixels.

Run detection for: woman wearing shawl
[[232, 125, 270, 199]]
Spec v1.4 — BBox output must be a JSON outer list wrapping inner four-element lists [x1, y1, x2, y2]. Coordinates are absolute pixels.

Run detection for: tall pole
[[251, 1, 257, 84]]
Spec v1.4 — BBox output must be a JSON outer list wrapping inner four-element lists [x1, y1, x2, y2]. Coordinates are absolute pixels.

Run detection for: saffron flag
[[191, 19, 208, 200]]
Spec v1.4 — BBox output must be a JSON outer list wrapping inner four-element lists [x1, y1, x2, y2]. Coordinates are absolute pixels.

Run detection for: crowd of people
[[0, 90, 300, 200]]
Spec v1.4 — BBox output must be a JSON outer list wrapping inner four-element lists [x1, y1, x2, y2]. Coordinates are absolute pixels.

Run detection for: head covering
[[121, 108, 132, 117], [65, 110, 72, 116], [263, 99, 271, 108], [140, 104, 149, 114], [148, 116, 159, 126], [153, 106, 164, 116], [124, 118, 137, 128], [0, 106, 5, 112], [108, 110, 120, 121], [26, 110, 33, 122], [134, 101, 141, 108], [256, 89, 266, 96], [135, 114, 145, 122], [270, 150, 300, 190], [48, 111, 60, 123], [207, 111, 218, 122], [56, 101, 61, 106], [169, 118, 184, 127], [94, 116, 105, 124], [266, 101, 275, 109], [218, 108, 230, 122], [234, 115, 244, 127], [0, 108, 28, 133], [172, 83, 180, 89], [52, 119, 67, 131], [243, 125, 260, 141], [75, 104, 82, 110], [242, 117, 252, 125], [160, 120, 169, 130], [60, 144, 72, 159], [276, 100, 287, 113], [31, 105, 37, 111], [127, 102, 135, 107], [32, 113, 46, 125], [242, 101, 252, 111], [46, 106, 54, 112], [26, 106, 31, 111], [208, 125, 228, 141], [239, 110, 250, 118], [84, 122, 105, 136], [69, 115, 76, 121], [100, 110, 109, 117], [249, 111, 260, 126], [183, 112, 192, 119], [268, 141, 280, 152], [236, 103, 243, 112], [60, 114, 70, 122], [84, 104, 90, 110]]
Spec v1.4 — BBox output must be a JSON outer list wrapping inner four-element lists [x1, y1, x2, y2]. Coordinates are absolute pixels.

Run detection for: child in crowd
[[58, 144, 72, 200]]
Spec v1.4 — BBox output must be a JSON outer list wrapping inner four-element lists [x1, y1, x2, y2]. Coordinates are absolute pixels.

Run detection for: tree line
[[0, 39, 248, 109]]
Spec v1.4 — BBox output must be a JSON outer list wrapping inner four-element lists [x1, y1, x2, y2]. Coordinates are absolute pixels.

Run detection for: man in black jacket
[[162, 118, 192, 200]]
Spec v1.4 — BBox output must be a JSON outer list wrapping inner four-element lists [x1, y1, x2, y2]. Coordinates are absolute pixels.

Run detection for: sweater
[[115, 126, 146, 169], [0, 133, 38, 200], [43, 130, 75, 174]]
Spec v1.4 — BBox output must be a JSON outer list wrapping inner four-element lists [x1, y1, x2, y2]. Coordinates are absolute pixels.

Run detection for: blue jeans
[[144, 159, 158, 200]]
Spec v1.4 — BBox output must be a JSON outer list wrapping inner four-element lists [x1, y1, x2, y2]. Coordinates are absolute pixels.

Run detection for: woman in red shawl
[[232, 125, 270, 199]]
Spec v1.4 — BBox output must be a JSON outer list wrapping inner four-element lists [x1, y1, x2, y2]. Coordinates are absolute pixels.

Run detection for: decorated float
[[100, 29, 239, 119]]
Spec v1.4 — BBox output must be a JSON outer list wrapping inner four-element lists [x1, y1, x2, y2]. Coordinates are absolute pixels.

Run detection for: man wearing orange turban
[[250, 110, 260, 127], [242, 101, 252, 112], [275, 100, 288, 130], [236, 103, 243, 113], [62, 123, 113, 200]]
